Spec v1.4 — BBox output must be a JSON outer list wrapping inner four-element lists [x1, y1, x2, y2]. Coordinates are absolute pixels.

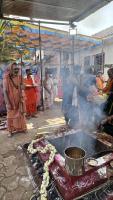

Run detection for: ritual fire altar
[[23, 130, 113, 200]]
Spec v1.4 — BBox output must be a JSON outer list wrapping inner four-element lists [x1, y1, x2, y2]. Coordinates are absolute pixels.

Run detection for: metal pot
[[64, 146, 86, 176]]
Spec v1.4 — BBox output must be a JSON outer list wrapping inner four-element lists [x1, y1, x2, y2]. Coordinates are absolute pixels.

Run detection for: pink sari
[[3, 65, 27, 133]]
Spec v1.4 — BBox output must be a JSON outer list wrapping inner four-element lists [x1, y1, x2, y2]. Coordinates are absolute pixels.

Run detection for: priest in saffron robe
[[3, 63, 27, 137]]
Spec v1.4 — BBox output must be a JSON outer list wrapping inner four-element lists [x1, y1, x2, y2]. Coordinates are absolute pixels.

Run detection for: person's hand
[[21, 85, 25, 90], [107, 116, 113, 124], [26, 85, 32, 87], [101, 118, 107, 125], [31, 84, 36, 88], [101, 116, 113, 125], [87, 95, 94, 101], [47, 89, 51, 95], [7, 104, 12, 110]]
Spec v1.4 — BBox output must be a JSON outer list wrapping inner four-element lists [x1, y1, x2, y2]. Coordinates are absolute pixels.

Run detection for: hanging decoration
[[0, 19, 102, 62]]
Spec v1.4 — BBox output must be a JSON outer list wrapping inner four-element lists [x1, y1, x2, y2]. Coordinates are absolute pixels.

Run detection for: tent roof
[[0, 20, 102, 49], [0, 19, 102, 61], [2, 0, 112, 22]]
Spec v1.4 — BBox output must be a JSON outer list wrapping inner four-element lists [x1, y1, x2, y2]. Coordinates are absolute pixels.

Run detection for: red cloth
[[103, 79, 113, 94], [24, 76, 37, 115]]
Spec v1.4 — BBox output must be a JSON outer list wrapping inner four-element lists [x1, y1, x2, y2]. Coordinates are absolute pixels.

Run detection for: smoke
[[62, 65, 106, 133]]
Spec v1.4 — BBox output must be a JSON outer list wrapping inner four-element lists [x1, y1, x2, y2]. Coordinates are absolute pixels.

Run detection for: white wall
[[75, 42, 113, 66], [104, 43, 113, 64]]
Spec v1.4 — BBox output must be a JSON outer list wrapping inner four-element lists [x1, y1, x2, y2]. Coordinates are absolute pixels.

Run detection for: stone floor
[[0, 103, 65, 200]]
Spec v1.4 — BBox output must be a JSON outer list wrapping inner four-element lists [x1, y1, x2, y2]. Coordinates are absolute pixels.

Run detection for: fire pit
[[23, 130, 113, 200], [48, 131, 109, 158]]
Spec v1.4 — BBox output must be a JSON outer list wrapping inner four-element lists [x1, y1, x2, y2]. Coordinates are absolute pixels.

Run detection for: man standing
[[3, 63, 27, 137], [24, 69, 37, 118], [43, 72, 54, 109]]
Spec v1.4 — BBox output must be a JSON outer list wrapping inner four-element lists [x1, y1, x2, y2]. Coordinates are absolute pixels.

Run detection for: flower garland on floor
[[28, 138, 57, 200]]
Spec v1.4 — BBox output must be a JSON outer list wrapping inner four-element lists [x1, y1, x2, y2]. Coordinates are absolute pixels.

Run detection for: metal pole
[[60, 49, 62, 71], [0, 0, 3, 18], [1, 16, 69, 26], [72, 35, 75, 66], [39, 21, 44, 110], [101, 39, 104, 74], [58, 49, 62, 79], [35, 47, 37, 64], [19, 54, 25, 115]]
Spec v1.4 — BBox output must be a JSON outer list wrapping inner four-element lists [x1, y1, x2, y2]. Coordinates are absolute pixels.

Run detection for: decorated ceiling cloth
[[0, 19, 102, 61]]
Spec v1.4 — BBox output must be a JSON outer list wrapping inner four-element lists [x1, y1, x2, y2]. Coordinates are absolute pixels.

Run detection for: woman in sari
[[103, 68, 113, 94], [96, 71, 105, 92], [24, 69, 37, 118], [43, 72, 54, 109], [3, 63, 27, 137], [103, 68, 113, 116]]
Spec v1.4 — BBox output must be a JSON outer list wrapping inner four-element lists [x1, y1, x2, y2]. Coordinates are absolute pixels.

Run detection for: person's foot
[[31, 114, 37, 118], [7, 133, 12, 137], [24, 130, 28, 134], [26, 115, 31, 119]]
